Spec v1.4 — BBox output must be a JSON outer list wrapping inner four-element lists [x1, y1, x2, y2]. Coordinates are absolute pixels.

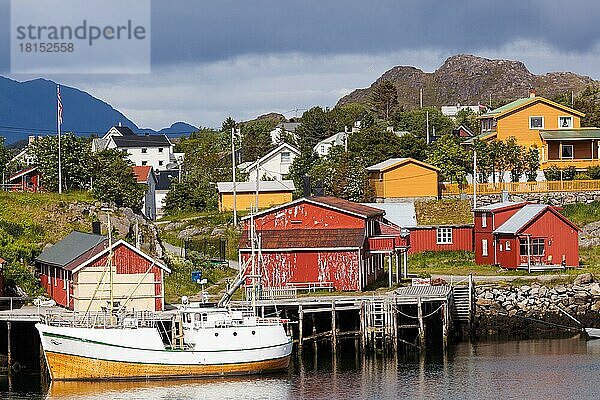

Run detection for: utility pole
[[57, 85, 63, 194], [426, 111, 430, 144], [419, 88, 423, 109], [231, 127, 238, 226], [473, 149, 477, 209]]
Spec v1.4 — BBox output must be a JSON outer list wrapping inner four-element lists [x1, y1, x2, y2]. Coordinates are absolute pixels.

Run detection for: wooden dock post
[[6, 321, 11, 376], [417, 298, 425, 349], [298, 305, 304, 349], [441, 301, 448, 350], [331, 301, 337, 352], [311, 313, 317, 352], [392, 300, 398, 353], [359, 300, 366, 350]]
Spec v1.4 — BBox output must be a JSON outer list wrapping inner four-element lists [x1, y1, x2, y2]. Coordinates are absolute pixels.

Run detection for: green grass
[[407, 250, 503, 276], [561, 201, 600, 227]]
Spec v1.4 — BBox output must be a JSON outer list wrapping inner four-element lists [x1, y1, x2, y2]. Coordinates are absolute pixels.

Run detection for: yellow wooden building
[[217, 180, 295, 212], [367, 158, 440, 201], [469, 89, 600, 168]]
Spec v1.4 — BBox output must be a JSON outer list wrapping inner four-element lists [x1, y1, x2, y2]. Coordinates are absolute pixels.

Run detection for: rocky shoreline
[[474, 273, 600, 337]]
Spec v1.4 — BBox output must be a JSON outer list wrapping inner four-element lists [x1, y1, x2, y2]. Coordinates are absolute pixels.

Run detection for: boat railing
[[42, 310, 168, 329]]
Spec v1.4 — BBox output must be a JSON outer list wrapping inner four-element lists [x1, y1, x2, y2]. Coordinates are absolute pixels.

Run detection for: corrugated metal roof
[[494, 204, 548, 234], [473, 202, 524, 212], [366, 158, 409, 171], [540, 128, 600, 140], [217, 180, 296, 193], [480, 97, 531, 117], [240, 228, 365, 249], [112, 135, 171, 148], [309, 196, 383, 218], [363, 203, 417, 228], [35, 231, 108, 268]]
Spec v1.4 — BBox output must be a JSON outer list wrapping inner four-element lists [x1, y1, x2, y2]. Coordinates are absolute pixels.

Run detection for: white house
[[269, 122, 301, 144], [314, 131, 348, 157], [92, 125, 181, 172], [441, 104, 487, 119], [241, 143, 300, 181]]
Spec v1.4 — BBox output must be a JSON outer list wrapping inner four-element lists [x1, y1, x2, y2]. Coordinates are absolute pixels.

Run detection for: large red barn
[[474, 202, 579, 270], [35, 231, 170, 311], [239, 196, 409, 291]]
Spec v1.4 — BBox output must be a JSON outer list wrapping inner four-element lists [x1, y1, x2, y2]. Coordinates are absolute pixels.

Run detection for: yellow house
[[217, 180, 295, 212], [470, 89, 600, 168], [367, 158, 440, 201]]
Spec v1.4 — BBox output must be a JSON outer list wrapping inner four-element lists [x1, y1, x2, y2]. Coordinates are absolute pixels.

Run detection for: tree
[[240, 119, 277, 162], [0, 137, 10, 182], [505, 137, 526, 182], [426, 134, 469, 183], [221, 116, 237, 133], [392, 107, 454, 139], [28, 134, 93, 191], [370, 80, 398, 120], [91, 149, 146, 211], [455, 108, 480, 136], [524, 146, 540, 182], [472, 139, 494, 183], [295, 107, 336, 153]]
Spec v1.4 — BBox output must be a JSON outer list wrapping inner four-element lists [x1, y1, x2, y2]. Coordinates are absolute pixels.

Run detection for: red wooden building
[[474, 202, 579, 270], [35, 231, 170, 311], [7, 167, 41, 192], [364, 203, 474, 254], [239, 196, 409, 291]]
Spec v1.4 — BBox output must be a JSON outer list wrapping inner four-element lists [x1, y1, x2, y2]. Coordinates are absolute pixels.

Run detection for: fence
[[440, 179, 600, 196]]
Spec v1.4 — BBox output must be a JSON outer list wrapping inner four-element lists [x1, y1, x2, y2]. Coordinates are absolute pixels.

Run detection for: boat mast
[[102, 208, 114, 313], [250, 204, 256, 311]]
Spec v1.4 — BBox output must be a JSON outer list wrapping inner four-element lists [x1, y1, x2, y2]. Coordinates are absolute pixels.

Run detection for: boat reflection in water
[[46, 375, 291, 400]]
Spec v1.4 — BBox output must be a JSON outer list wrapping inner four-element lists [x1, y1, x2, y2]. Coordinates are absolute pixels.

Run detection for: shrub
[[543, 165, 561, 181], [562, 166, 577, 181], [575, 172, 592, 180], [588, 165, 600, 179]]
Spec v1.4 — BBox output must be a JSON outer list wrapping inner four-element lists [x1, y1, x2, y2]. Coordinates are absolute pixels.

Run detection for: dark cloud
[[150, 0, 600, 66]]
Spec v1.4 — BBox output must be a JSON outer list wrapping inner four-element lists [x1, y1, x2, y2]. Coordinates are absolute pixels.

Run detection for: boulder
[[574, 273, 594, 285]]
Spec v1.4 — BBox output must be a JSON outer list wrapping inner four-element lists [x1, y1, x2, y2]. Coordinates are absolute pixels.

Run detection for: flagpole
[[57, 85, 62, 194]]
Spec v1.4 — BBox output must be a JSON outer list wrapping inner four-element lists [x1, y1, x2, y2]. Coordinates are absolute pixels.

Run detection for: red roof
[[307, 196, 384, 218], [240, 228, 365, 249], [8, 166, 38, 182], [132, 166, 152, 183]]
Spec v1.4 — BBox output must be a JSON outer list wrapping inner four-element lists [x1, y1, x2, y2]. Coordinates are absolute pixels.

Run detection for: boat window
[[233, 332, 237, 336], [215, 332, 219, 337], [202, 314, 207, 322], [184, 313, 191, 323], [194, 313, 201, 321]]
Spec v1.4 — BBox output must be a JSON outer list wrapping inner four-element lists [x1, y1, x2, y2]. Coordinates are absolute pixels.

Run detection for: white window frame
[[482, 239, 488, 257], [561, 144, 574, 159], [481, 213, 487, 228], [558, 116, 573, 129], [529, 116, 544, 129], [505, 241, 511, 251], [281, 151, 291, 164], [436, 227, 453, 244]]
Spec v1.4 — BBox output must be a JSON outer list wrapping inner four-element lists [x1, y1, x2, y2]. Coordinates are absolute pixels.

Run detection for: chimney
[[92, 221, 101, 235], [529, 88, 536, 98], [118, 122, 122, 127], [303, 175, 311, 198]]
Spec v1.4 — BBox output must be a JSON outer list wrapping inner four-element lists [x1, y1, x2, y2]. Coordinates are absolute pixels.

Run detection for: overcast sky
[[2, 0, 600, 129]]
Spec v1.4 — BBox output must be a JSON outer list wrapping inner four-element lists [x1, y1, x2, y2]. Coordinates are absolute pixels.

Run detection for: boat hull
[[44, 351, 291, 381], [37, 323, 293, 381]]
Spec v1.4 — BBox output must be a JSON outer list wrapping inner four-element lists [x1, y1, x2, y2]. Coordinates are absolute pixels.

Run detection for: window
[[281, 151, 291, 163], [561, 144, 574, 159], [482, 239, 488, 257], [436, 227, 453, 244], [141, 148, 148, 154], [158, 160, 164, 166], [519, 238, 545, 256], [481, 213, 487, 228], [158, 147, 164, 153], [529, 116, 544, 129], [505, 241, 511, 251], [141, 161, 148, 166], [559, 116, 573, 129]]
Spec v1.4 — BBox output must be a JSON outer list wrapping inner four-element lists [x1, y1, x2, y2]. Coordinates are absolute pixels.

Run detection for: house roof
[[493, 204, 579, 234], [70, 239, 170, 274], [112, 134, 172, 148], [156, 169, 179, 191], [276, 122, 301, 132], [363, 203, 417, 228], [240, 228, 365, 249], [8, 166, 37, 182], [479, 96, 585, 119], [366, 158, 440, 172], [241, 142, 300, 172], [473, 201, 526, 212], [540, 128, 600, 141], [414, 200, 473, 226], [462, 130, 498, 145], [35, 231, 108, 269], [217, 180, 295, 194], [453, 125, 474, 137], [316, 132, 347, 147], [132, 166, 153, 183], [245, 196, 384, 221], [112, 126, 137, 136]]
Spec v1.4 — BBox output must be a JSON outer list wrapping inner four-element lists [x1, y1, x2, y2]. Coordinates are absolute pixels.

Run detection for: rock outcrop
[[337, 54, 597, 109]]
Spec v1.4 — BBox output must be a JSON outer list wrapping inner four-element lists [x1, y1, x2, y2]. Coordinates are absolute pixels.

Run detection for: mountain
[[138, 122, 199, 137], [0, 76, 198, 144], [337, 54, 599, 109]]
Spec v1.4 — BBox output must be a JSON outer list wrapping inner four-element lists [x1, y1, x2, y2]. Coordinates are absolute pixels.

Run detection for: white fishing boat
[[584, 327, 600, 339], [37, 208, 292, 381]]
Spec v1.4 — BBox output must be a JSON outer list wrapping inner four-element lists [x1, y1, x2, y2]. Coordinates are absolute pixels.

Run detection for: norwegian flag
[[57, 85, 63, 125]]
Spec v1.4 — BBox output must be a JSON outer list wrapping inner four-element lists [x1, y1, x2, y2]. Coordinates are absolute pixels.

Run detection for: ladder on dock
[[451, 274, 474, 327], [366, 298, 391, 350]]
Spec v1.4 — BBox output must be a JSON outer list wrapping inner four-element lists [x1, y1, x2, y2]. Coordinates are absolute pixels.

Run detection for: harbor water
[[2, 337, 600, 399]]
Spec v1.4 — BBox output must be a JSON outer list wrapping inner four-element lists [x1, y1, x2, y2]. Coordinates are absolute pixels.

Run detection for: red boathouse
[[239, 196, 409, 291], [474, 202, 579, 270], [35, 231, 170, 311]]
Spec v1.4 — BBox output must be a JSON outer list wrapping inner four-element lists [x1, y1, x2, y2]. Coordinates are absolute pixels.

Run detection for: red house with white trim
[[474, 202, 579, 270], [8, 167, 41, 192], [35, 231, 170, 311], [239, 196, 409, 291]]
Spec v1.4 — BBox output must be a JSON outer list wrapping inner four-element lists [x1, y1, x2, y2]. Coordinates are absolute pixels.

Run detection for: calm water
[[2, 338, 600, 400]]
